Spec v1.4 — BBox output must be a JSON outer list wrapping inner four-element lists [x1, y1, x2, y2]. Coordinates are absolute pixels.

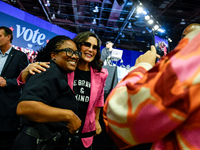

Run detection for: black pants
[[0, 131, 19, 150], [12, 131, 38, 150], [12, 131, 92, 150]]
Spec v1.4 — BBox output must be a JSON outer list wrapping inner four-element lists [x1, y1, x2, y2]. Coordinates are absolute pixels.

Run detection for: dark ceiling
[[2, 0, 200, 52]]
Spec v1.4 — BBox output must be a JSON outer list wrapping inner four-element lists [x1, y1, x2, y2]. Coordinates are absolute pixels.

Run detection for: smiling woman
[[12, 35, 82, 150], [65, 31, 108, 150]]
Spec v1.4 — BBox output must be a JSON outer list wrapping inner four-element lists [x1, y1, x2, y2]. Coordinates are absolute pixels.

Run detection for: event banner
[[0, 1, 76, 52], [0, 11, 60, 51]]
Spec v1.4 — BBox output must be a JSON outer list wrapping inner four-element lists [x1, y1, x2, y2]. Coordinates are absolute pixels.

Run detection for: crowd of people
[[1, 22, 200, 150]]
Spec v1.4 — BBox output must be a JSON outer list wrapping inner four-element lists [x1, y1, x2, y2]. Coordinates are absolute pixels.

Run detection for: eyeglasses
[[80, 42, 99, 51], [53, 48, 82, 58]]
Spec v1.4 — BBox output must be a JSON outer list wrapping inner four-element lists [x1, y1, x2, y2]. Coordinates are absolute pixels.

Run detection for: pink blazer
[[67, 66, 108, 148]]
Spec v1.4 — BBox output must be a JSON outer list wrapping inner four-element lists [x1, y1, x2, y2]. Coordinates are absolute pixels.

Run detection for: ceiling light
[[127, 2, 132, 5], [142, 11, 147, 15], [45, 0, 50, 6], [135, 14, 140, 18], [93, 6, 99, 13], [168, 38, 172, 42], [148, 19, 153, 24], [127, 22, 132, 28], [51, 13, 56, 19], [90, 29, 95, 33], [154, 25, 159, 30], [92, 18, 96, 24], [180, 19, 186, 25], [158, 28, 165, 33], [137, 7, 143, 14], [145, 15, 150, 20]]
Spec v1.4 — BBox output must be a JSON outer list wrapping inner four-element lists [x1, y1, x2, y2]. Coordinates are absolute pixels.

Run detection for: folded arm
[[17, 101, 81, 133]]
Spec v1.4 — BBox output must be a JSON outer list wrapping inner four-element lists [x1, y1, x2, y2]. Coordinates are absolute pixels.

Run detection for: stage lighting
[[154, 25, 159, 30], [148, 19, 153, 24], [145, 15, 150, 20]]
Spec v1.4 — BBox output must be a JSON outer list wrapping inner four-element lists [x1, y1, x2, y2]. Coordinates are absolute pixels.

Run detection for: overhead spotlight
[[51, 13, 56, 19], [137, 7, 143, 14], [168, 38, 172, 42], [158, 28, 165, 33], [11, 0, 16, 3], [93, 6, 99, 13], [45, 0, 50, 6], [180, 19, 186, 25], [92, 18, 97, 24], [148, 19, 153, 24], [142, 10, 147, 15], [90, 29, 95, 33], [127, 22, 132, 28], [154, 25, 159, 30], [122, 34, 125, 38], [145, 15, 150, 20]]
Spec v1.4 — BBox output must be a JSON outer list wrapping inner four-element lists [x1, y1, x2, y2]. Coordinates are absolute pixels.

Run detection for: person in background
[[100, 41, 114, 65], [0, 26, 29, 150], [103, 24, 200, 150], [12, 35, 82, 150], [17, 31, 108, 150], [155, 42, 164, 62]]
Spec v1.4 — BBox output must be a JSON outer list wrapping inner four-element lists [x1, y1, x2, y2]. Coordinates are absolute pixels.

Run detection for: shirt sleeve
[[103, 35, 200, 149], [17, 71, 25, 86], [19, 65, 66, 105]]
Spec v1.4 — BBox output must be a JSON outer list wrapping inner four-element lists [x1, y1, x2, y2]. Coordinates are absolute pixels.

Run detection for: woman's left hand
[[27, 62, 50, 75], [95, 120, 102, 135]]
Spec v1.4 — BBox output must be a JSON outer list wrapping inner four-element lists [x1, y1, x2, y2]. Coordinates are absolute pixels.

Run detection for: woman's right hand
[[135, 45, 157, 67], [67, 112, 82, 134], [27, 62, 50, 75]]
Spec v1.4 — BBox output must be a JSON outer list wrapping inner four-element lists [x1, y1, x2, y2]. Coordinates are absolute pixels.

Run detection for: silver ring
[[76, 130, 79, 133]]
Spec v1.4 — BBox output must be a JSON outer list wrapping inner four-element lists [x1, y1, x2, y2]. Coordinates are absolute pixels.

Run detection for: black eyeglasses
[[53, 48, 82, 58], [80, 42, 99, 51]]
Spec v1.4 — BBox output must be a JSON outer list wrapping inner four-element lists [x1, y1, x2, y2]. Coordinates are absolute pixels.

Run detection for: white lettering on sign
[[16, 25, 46, 45]]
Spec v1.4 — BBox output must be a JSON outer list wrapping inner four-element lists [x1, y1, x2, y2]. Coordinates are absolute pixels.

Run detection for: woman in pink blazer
[[70, 31, 108, 149]]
